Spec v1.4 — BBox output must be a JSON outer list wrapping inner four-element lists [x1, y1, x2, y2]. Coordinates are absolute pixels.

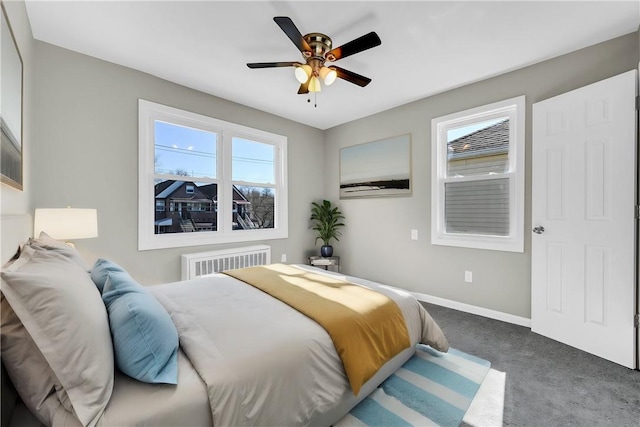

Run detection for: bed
[[1, 218, 449, 427]]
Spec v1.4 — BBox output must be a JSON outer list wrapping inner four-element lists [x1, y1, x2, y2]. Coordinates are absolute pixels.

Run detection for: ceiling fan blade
[[274, 16, 312, 54], [247, 61, 299, 69], [326, 32, 381, 61], [297, 78, 310, 94], [333, 66, 372, 87]]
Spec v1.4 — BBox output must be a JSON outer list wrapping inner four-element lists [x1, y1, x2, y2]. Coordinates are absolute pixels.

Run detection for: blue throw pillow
[[91, 258, 127, 293], [102, 270, 178, 384]]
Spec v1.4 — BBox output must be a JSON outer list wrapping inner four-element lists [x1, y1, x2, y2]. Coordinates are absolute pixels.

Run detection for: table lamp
[[34, 207, 98, 246]]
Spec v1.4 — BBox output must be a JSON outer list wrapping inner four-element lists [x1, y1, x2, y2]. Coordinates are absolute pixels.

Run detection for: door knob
[[533, 226, 545, 234]]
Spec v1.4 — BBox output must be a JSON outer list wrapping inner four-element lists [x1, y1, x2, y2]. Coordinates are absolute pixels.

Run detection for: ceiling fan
[[247, 17, 381, 95]]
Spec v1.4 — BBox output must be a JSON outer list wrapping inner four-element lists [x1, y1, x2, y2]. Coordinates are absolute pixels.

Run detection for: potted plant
[[310, 200, 345, 257]]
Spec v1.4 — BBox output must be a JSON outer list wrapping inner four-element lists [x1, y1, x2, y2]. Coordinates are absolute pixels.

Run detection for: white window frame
[[431, 96, 525, 252], [138, 99, 288, 250]]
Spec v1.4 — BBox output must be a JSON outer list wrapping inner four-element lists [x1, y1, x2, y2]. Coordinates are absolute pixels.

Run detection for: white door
[[531, 70, 637, 369]]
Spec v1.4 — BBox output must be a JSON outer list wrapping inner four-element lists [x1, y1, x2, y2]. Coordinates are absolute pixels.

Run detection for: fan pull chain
[[306, 93, 318, 108]]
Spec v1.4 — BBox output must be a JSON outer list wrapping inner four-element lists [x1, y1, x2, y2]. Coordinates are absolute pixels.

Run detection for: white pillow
[[1, 247, 113, 427], [28, 231, 88, 270]]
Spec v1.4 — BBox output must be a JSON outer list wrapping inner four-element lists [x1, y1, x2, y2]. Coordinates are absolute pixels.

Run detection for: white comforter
[[149, 265, 449, 427]]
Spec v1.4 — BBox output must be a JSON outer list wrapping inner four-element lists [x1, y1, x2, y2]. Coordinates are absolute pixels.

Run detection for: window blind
[[444, 178, 510, 236]]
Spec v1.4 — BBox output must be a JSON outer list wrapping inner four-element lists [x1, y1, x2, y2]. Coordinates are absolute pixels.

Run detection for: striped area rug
[[336, 345, 491, 427]]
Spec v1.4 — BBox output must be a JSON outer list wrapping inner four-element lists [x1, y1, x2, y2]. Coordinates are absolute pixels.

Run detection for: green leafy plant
[[310, 200, 345, 246]]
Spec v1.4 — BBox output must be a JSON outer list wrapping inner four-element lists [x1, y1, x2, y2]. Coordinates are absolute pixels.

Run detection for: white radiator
[[181, 245, 271, 280]]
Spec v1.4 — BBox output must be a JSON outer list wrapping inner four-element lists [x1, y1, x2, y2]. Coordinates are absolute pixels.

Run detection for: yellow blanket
[[223, 264, 410, 395]]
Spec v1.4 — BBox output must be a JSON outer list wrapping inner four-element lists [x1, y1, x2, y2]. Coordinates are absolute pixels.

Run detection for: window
[[431, 96, 525, 252], [138, 100, 288, 250], [232, 137, 276, 230]]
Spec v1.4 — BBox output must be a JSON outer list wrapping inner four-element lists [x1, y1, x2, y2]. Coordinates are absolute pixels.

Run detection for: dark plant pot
[[320, 245, 333, 257]]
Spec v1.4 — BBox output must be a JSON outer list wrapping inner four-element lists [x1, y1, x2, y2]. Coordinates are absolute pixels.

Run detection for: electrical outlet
[[465, 271, 473, 283], [281, 254, 287, 262], [411, 229, 418, 240]]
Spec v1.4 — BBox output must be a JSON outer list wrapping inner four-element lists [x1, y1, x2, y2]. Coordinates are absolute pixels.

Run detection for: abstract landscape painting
[[340, 134, 411, 199]]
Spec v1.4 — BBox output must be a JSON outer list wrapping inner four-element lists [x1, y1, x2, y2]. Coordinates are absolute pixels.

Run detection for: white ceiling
[[25, 1, 639, 130]]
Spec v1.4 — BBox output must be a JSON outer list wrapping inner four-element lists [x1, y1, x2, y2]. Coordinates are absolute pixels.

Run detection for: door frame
[[636, 61, 640, 370]]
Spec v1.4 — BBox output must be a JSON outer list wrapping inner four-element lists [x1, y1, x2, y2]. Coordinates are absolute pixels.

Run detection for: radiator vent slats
[[181, 245, 271, 280]]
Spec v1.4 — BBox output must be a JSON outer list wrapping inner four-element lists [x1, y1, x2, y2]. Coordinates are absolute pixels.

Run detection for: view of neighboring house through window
[[139, 100, 288, 250], [153, 120, 218, 235], [232, 137, 276, 230], [431, 96, 525, 252]]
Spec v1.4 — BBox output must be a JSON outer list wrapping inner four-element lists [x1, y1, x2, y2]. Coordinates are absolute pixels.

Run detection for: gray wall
[[323, 32, 639, 319], [30, 41, 325, 285]]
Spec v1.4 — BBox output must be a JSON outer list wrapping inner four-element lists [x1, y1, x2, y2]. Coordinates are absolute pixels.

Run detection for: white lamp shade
[[34, 208, 98, 240], [308, 76, 322, 92], [295, 64, 312, 84], [319, 67, 337, 86]]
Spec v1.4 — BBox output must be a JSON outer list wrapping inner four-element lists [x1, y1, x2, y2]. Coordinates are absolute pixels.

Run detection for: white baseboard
[[412, 291, 531, 328]]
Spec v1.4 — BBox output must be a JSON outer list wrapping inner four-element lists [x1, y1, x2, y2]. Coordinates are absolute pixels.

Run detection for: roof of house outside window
[[155, 180, 249, 203], [448, 119, 509, 161], [155, 180, 184, 199]]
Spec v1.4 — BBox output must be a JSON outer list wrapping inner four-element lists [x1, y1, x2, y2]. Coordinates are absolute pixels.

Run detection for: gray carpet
[[421, 303, 640, 427]]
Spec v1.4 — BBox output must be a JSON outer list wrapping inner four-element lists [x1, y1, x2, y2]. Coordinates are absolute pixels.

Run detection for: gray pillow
[[0, 293, 65, 424], [27, 231, 88, 270], [1, 247, 113, 427]]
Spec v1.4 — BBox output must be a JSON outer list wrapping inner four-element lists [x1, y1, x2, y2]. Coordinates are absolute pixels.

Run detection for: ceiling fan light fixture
[[308, 76, 322, 92], [295, 64, 312, 84], [247, 17, 381, 96], [319, 66, 337, 86]]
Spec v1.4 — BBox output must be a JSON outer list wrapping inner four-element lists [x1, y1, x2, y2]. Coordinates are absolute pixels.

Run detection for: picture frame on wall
[[1, 3, 24, 190], [340, 134, 411, 199]]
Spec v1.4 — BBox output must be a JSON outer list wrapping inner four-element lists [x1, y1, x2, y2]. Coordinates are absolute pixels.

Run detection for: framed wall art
[[1, 3, 24, 190], [340, 134, 411, 199]]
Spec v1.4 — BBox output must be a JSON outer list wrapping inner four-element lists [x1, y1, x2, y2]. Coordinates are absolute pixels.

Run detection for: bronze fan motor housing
[[303, 33, 332, 76], [304, 33, 332, 59]]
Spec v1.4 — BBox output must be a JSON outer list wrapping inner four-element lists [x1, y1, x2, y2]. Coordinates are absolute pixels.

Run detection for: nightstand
[[309, 256, 340, 272]]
